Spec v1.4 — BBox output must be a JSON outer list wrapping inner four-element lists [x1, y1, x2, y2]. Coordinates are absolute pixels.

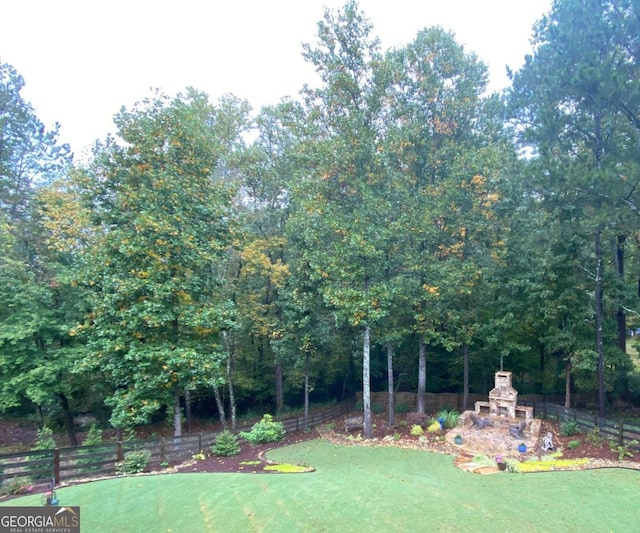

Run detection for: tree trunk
[[462, 342, 469, 412], [595, 227, 606, 417], [56, 392, 78, 446], [565, 356, 572, 409], [184, 388, 192, 434], [417, 334, 426, 414], [212, 384, 228, 431], [387, 342, 394, 427], [615, 235, 626, 352], [304, 351, 310, 429], [173, 388, 182, 437], [224, 331, 237, 430], [363, 324, 372, 438], [275, 361, 284, 415]]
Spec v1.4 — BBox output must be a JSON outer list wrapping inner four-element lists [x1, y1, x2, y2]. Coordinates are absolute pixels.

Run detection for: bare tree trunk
[[462, 342, 469, 412], [304, 351, 310, 429], [387, 343, 394, 427], [565, 357, 572, 409], [227, 351, 237, 430], [595, 227, 606, 417], [56, 392, 78, 446], [173, 388, 182, 437], [614, 235, 626, 352], [275, 361, 284, 415], [363, 324, 372, 438], [213, 384, 228, 431], [223, 331, 237, 430], [417, 334, 426, 414], [184, 388, 192, 434]]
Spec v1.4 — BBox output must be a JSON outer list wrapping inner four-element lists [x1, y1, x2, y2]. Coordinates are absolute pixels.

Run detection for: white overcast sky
[[1, 0, 552, 157]]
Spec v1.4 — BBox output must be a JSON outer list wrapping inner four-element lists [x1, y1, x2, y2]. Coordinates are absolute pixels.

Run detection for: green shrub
[[77, 424, 105, 473], [560, 420, 580, 436], [437, 409, 460, 429], [29, 426, 56, 479], [211, 430, 241, 457], [116, 449, 151, 475], [585, 427, 605, 446], [410, 424, 424, 436], [608, 439, 638, 460], [1, 477, 33, 496], [567, 439, 581, 450], [395, 403, 410, 414], [83, 424, 104, 445], [33, 426, 56, 450], [239, 414, 285, 446]]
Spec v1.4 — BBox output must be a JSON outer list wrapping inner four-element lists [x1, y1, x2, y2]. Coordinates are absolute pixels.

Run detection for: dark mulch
[[180, 430, 318, 474]]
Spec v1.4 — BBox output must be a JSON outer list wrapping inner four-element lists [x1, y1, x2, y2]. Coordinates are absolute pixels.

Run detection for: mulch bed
[[2, 413, 639, 481], [170, 414, 640, 474]]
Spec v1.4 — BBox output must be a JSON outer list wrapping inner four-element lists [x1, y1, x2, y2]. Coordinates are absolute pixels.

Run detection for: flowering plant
[[495, 455, 504, 464]]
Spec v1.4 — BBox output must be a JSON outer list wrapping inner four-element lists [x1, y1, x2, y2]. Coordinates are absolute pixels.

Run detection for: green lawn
[[2, 439, 638, 532]]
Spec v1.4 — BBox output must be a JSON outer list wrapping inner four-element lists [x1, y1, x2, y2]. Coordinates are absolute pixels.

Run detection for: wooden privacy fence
[[0, 403, 347, 485], [518, 400, 640, 451]]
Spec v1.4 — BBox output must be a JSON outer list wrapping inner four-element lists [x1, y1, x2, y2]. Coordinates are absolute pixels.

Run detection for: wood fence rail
[[0, 403, 348, 485], [518, 401, 640, 451]]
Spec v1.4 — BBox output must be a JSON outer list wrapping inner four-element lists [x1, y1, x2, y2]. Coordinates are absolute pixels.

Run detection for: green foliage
[[395, 403, 409, 414], [239, 414, 285, 445], [82, 424, 104, 445], [436, 409, 460, 429], [585, 427, 605, 446], [559, 420, 580, 436], [1, 476, 33, 496], [211, 430, 241, 457], [33, 426, 56, 450], [116, 449, 152, 475], [567, 439, 581, 450], [608, 439, 638, 461], [409, 424, 424, 436]]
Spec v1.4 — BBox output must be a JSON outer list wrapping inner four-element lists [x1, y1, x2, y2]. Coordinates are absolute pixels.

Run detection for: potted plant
[[454, 434, 463, 445], [495, 455, 506, 470], [518, 442, 527, 453]]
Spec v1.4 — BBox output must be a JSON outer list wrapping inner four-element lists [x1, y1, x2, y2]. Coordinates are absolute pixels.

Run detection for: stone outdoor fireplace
[[489, 371, 518, 418]]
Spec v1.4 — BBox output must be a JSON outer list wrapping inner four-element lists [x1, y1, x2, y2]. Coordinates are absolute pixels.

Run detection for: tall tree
[[381, 27, 501, 411], [509, 0, 640, 416], [289, 1, 393, 437], [75, 89, 240, 435]]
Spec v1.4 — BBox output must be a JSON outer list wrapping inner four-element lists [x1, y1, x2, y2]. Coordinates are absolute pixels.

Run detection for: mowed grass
[[2, 439, 638, 532]]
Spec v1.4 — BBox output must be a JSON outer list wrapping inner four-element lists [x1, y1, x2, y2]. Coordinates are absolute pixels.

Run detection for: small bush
[[212, 430, 241, 457], [371, 403, 384, 414], [567, 439, 582, 450], [33, 426, 56, 450], [437, 409, 460, 429], [560, 420, 580, 436], [405, 412, 428, 427], [116, 449, 151, 475], [410, 424, 424, 436], [77, 424, 105, 473], [427, 420, 441, 433], [585, 427, 605, 446], [1, 477, 33, 496], [395, 403, 410, 414], [82, 424, 104, 446], [239, 414, 285, 446]]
